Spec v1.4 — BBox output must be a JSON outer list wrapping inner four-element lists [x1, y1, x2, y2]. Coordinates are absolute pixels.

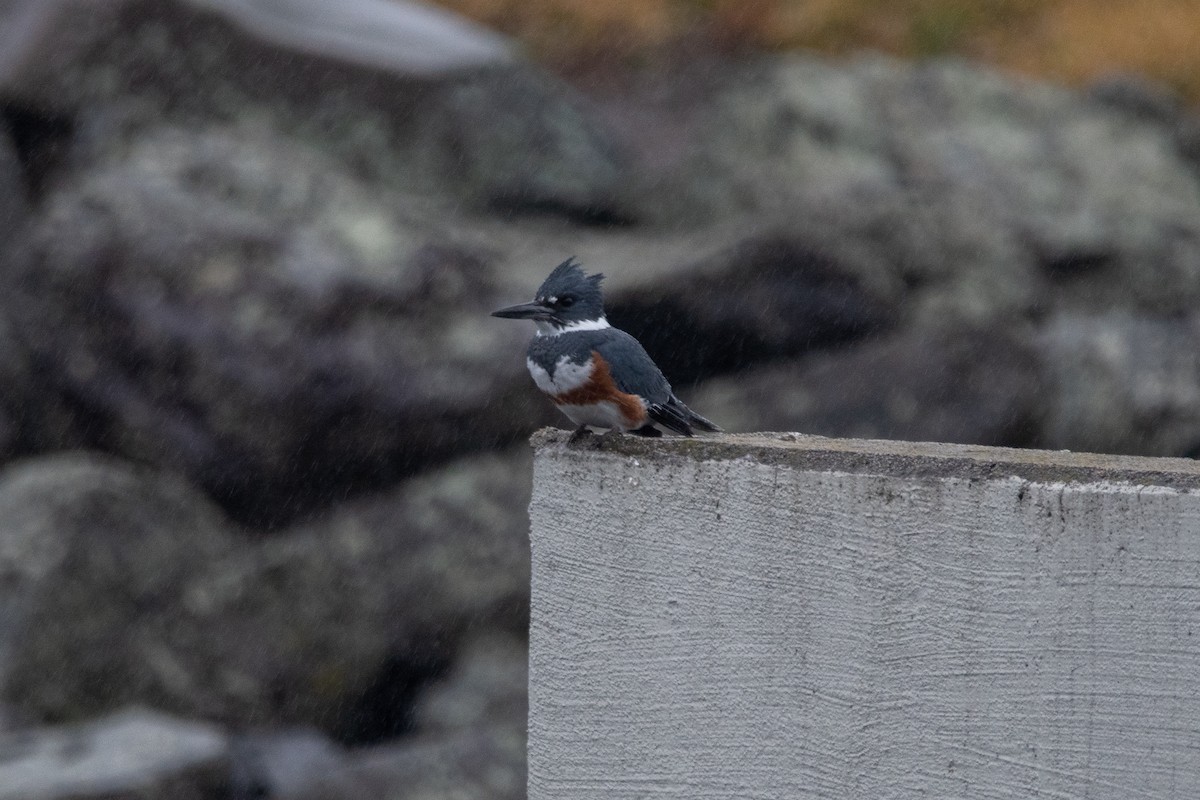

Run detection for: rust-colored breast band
[[553, 352, 647, 426]]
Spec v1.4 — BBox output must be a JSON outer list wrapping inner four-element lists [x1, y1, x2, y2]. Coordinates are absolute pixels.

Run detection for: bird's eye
[[558, 295, 575, 308]]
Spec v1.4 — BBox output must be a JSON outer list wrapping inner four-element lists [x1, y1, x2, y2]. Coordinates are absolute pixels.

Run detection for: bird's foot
[[568, 425, 594, 444]]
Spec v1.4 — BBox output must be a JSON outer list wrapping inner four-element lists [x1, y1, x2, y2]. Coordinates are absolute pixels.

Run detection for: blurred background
[[1, 0, 1199, 797]]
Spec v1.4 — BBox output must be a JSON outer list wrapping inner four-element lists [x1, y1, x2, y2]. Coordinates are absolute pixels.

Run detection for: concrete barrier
[[528, 430, 1200, 800]]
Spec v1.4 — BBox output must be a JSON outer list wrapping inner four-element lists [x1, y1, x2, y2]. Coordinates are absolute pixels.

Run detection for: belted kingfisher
[[492, 258, 720, 438]]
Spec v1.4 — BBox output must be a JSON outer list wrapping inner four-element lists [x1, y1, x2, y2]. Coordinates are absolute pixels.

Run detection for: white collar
[[535, 317, 611, 337]]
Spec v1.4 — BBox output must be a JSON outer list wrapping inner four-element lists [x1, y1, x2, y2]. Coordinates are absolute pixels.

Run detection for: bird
[[492, 257, 721, 439]]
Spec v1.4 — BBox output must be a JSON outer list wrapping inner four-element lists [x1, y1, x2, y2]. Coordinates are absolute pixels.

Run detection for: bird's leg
[[568, 425, 594, 443]]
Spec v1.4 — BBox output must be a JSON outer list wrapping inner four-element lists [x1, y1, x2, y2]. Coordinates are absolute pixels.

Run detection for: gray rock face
[[1, 449, 530, 731], [411, 630, 528, 734], [690, 325, 1041, 446], [0, 454, 236, 722], [0, 312, 29, 462], [0, 0, 513, 89], [186, 0, 514, 74], [0, 130, 29, 461], [0, 0, 625, 217], [229, 729, 371, 800], [424, 68, 630, 220], [0, 708, 229, 800], [224, 631, 528, 798], [679, 56, 1200, 325], [0, 127, 25, 238], [608, 235, 895, 383], [353, 722, 526, 800], [0, 0, 632, 521], [221, 447, 532, 738], [7, 125, 534, 522], [1037, 313, 1200, 457]]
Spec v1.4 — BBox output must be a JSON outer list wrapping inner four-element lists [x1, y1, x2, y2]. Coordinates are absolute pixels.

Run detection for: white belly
[[556, 401, 639, 432], [527, 354, 646, 431], [527, 355, 592, 395]]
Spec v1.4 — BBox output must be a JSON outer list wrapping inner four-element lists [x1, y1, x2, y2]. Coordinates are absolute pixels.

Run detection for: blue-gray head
[[491, 257, 607, 332]]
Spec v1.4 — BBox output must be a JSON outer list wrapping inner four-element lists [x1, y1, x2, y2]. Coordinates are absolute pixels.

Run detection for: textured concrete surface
[[529, 430, 1200, 800]]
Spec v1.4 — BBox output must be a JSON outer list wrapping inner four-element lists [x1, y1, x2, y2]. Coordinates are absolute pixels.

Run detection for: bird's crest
[[543, 257, 604, 293], [535, 256, 606, 314]]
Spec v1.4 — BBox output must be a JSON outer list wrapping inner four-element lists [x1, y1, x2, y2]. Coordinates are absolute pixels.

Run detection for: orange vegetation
[[431, 0, 1200, 102], [992, 1, 1200, 97]]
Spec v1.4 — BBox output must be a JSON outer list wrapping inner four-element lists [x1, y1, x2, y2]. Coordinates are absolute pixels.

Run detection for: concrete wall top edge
[[530, 428, 1200, 490]]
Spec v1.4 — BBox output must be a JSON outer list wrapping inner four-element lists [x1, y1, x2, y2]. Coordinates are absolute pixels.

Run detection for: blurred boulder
[[0, 129, 28, 460], [187, 0, 513, 74], [8, 31, 1200, 505], [0, 708, 230, 800], [674, 56, 1200, 324], [607, 235, 895, 384], [229, 729, 371, 800], [0, 454, 237, 722], [411, 630, 527, 734], [690, 325, 1041, 447], [238, 629, 528, 800], [0, 0, 511, 87], [0, 0, 626, 218], [1036, 313, 1200, 457], [225, 447, 532, 739], [420, 67, 630, 221], [0, 313, 28, 462], [1088, 73, 1200, 184], [0, 125, 25, 235], [352, 722, 526, 800], [6, 125, 536, 523], [228, 701, 529, 800], [1088, 73, 1189, 127], [1, 448, 531, 733]]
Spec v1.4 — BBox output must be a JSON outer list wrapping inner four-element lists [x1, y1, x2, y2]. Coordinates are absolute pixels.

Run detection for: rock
[[0, 708, 229, 800], [187, 0, 513, 74], [675, 56, 1200, 324], [352, 722, 526, 800], [270, 448, 532, 741], [0, 128, 30, 460], [607, 234, 895, 384], [689, 324, 1041, 447], [229, 729, 371, 800], [0, 314, 28, 462], [1087, 73, 1187, 127], [0, 126, 25, 237], [6, 125, 535, 523], [1036, 313, 1200, 457], [0, 454, 239, 723], [420, 67, 630, 221], [0, 0, 511, 95], [233, 722, 530, 800], [0, 0, 625, 218], [0, 304, 89, 462], [1088, 73, 1200, 183], [15, 41, 1200, 513], [411, 630, 527, 734], [1, 448, 531, 734]]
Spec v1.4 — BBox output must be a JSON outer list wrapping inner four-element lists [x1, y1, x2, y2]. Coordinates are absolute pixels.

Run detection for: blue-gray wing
[[594, 330, 721, 436], [592, 329, 673, 403]]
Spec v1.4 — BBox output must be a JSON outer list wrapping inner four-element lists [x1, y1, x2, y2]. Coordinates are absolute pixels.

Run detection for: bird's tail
[[650, 396, 722, 436], [684, 406, 721, 433]]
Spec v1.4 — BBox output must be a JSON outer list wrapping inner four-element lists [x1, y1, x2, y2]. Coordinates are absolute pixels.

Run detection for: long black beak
[[491, 301, 552, 320]]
